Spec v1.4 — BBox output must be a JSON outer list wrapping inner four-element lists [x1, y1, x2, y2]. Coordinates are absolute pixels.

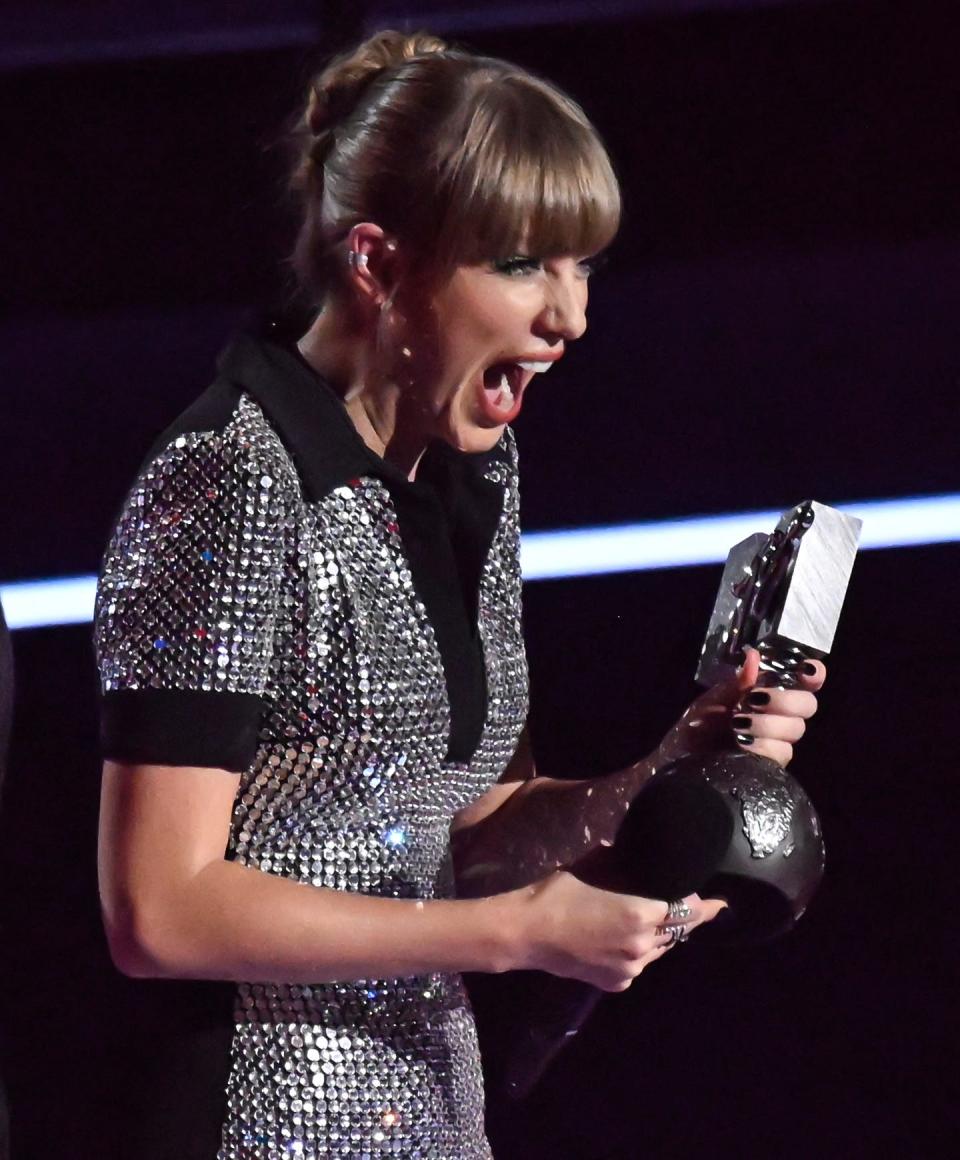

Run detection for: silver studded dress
[[95, 332, 529, 1159]]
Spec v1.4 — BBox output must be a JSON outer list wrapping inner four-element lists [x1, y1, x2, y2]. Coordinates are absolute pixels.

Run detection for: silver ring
[[655, 923, 689, 943], [666, 899, 692, 921], [348, 251, 369, 269]]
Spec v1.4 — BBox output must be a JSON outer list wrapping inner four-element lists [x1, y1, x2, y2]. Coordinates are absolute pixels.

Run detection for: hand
[[655, 647, 826, 770], [511, 870, 726, 992]]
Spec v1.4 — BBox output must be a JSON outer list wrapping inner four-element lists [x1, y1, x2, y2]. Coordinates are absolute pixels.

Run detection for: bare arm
[[99, 760, 687, 993], [451, 731, 653, 898], [99, 760, 518, 983]]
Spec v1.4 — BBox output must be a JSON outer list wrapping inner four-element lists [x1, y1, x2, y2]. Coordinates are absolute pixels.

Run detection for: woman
[[95, 31, 823, 1159]]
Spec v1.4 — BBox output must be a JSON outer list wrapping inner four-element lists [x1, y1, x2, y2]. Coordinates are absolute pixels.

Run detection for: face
[[394, 250, 596, 454]]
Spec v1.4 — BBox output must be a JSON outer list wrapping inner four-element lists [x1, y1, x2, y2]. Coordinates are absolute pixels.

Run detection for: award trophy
[[502, 499, 862, 1099]]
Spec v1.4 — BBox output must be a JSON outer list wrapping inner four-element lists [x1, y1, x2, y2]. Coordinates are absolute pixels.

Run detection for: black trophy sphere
[[665, 751, 825, 940], [497, 751, 826, 1100]]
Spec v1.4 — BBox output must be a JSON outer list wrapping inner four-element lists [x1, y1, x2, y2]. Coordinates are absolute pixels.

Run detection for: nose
[[535, 269, 588, 343]]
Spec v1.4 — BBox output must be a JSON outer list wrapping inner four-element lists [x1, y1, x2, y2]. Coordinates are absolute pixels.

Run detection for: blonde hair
[[289, 30, 621, 300]]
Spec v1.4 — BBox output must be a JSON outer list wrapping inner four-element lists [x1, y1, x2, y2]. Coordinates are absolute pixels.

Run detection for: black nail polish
[[747, 691, 770, 707], [732, 715, 751, 730], [734, 732, 754, 746], [802, 662, 817, 676]]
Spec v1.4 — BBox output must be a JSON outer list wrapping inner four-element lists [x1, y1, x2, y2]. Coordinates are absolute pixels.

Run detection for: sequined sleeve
[[95, 419, 292, 772]]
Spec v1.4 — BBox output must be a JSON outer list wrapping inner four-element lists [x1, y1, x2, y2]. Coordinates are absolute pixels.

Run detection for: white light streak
[[521, 493, 960, 580], [1, 575, 98, 631], [2, 494, 958, 630]]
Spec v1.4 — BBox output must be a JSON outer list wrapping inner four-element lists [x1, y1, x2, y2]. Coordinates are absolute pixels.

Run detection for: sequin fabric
[[96, 394, 528, 1159]]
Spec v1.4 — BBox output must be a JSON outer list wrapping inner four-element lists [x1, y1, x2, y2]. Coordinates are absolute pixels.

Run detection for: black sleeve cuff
[[100, 689, 266, 773]]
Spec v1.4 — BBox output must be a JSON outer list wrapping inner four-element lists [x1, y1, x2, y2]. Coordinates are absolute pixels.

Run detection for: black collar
[[216, 323, 509, 764], [216, 323, 510, 505]]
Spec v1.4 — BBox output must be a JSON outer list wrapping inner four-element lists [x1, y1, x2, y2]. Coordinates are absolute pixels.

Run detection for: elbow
[[101, 899, 187, 980], [105, 927, 163, 979]]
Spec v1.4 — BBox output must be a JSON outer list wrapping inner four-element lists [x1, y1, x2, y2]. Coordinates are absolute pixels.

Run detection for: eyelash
[[492, 255, 605, 279], [493, 257, 540, 277]]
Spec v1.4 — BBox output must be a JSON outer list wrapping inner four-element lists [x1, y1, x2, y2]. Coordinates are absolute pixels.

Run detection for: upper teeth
[[517, 361, 553, 373]]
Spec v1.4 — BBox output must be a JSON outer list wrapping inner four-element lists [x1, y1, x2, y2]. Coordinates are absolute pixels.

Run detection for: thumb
[[703, 645, 758, 711], [697, 897, 730, 923], [736, 645, 760, 693]]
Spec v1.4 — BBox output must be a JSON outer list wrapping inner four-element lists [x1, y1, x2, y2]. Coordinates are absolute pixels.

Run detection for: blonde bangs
[[431, 73, 621, 267], [292, 40, 622, 299]]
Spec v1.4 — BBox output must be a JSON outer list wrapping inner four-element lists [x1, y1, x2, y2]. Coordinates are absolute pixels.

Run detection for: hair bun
[[305, 30, 447, 141], [288, 28, 620, 306]]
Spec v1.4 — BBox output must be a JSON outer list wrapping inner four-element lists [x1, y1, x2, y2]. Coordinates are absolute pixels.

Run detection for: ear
[[344, 222, 399, 309]]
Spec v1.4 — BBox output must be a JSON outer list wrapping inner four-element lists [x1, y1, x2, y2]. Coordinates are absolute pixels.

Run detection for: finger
[[736, 647, 761, 693], [742, 687, 819, 719], [607, 894, 699, 940], [633, 896, 673, 928], [797, 659, 827, 691], [650, 897, 729, 950], [652, 925, 695, 947], [731, 712, 807, 744], [653, 903, 720, 944], [694, 897, 728, 924], [704, 649, 761, 717], [736, 734, 794, 766], [640, 893, 703, 929], [651, 915, 699, 942]]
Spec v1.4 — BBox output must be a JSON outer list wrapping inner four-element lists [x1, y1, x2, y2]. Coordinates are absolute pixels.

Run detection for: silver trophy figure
[[697, 499, 862, 692], [678, 498, 863, 935]]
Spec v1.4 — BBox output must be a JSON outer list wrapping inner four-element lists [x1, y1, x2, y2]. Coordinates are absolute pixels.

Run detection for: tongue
[[484, 362, 515, 391]]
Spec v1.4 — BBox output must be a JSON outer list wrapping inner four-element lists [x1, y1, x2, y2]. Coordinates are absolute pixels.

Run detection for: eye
[[491, 256, 542, 278], [576, 252, 608, 279]]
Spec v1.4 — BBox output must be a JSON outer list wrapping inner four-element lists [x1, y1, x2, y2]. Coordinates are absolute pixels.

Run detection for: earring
[[348, 251, 369, 269]]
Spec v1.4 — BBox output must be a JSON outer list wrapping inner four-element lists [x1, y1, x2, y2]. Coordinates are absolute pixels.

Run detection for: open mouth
[[476, 357, 558, 425], [481, 362, 526, 414]]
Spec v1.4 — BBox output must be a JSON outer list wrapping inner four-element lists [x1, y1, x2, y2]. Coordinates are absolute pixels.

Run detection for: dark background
[[1, 1, 958, 1157]]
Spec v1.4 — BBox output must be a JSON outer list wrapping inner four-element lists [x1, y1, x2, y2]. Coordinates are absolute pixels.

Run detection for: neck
[[297, 303, 428, 480]]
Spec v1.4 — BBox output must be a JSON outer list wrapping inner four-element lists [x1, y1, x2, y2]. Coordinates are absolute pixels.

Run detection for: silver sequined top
[[95, 333, 529, 1159]]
